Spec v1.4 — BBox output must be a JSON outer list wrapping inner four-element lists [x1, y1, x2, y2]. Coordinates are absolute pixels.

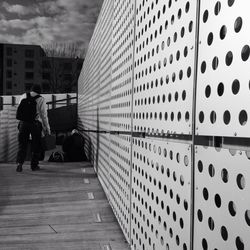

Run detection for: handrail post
[[0, 96, 3, 111], [12, 96, 16, 106], [52, 95, 56, 109], [66, 94, 71, 106]]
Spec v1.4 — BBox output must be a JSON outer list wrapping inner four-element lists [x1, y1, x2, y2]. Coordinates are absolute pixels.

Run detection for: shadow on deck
[[0, 158, 130, 250]]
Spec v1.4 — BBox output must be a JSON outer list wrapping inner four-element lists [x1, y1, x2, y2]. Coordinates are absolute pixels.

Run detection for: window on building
[[25, 49, 34, 58], [6, 47, 12, 56], [63, 63, 72, 70], [42, 82, 50, 92], [25, 83, 33, 91], [25, 61, 34, 69], [25, 72, 34, 79], [63, 74, 72, 82], [6, 81, 12, 89], [42, 72, 50, 80], [6, 59, 12, 67], [6, 70, 12, 78], [42, 60, 50, 69]]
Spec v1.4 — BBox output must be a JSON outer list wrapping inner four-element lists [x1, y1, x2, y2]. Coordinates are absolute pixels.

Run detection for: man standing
[[16, 84, 51, 172]]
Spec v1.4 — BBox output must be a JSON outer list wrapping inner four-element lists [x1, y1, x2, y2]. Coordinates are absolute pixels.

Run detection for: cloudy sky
[[0, 0, 103, 53]]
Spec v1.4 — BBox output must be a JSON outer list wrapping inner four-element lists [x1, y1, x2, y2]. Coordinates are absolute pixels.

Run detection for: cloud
[[2, 2, 40, 16], [0, 18, 34, 31], [0, 0, 103, 53]]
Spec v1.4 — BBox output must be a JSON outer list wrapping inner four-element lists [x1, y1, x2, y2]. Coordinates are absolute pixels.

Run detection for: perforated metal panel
[[196, 1, 250, 137], [133, 0, 196, 135], [194, 146, 250, 250], [98, 133, 110, 198], [110, 0, 135, 132], [109, 134, 131, 242], [131, 138, 191, 250]]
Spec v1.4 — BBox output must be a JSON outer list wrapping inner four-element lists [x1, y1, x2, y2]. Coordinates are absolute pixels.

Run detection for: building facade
[[0, 43, 83, 95]]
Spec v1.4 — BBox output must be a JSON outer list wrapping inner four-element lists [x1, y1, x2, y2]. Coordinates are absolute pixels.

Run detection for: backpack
[[16, 93, 40, 122], [48, 151, 65, 162]]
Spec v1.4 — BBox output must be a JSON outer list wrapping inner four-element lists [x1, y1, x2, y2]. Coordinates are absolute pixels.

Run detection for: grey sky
[[0, 0, 103, 53]]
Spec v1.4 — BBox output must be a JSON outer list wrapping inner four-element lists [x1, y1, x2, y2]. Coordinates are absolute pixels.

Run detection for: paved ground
[[0, 158, 130, 250]]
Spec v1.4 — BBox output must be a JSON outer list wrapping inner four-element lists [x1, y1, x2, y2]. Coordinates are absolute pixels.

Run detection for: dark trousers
[[16, 121, 42, 166]]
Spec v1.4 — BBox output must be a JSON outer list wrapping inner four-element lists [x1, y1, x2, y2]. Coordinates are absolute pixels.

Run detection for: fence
[[77, 0, 250, 250], [0, 93, 76, 162]]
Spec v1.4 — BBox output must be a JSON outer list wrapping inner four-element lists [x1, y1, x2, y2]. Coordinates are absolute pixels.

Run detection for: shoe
[[31, 165, 40, 171], [16, 164, 23, 172]]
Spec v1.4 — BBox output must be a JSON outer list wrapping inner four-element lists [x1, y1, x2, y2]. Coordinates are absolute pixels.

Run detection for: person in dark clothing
[[62, 129, 86, 162], [16, 84, 51, 172]]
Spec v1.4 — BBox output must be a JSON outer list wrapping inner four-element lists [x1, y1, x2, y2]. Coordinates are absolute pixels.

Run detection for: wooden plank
[[0, 161, 130, 250]]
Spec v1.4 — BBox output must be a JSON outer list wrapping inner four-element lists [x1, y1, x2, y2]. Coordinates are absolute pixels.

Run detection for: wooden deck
[[0, 159, 130, 250]]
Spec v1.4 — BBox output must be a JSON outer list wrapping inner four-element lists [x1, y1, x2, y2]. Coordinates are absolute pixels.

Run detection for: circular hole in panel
[[236, 236, 244, 250], [183, 243, 187, 250], [245, 210, 250, 226], [226, 51, 233, 66], [180, 218, 184, 228], [182, 90, 186, 100], [184, 155, 189, 166], [241, 45, 250, 61], [208, 164, 215, 177], [178, 8, 182, 19], [198, 160, 203, 172], [197, 209, 203, 222], [220, 25, 227, 40], [185, 2, 190, 13], [214, 1, 221, 15], [184, 46, 188, 57], [232, 79, 240, 94], [179, 70, 183, 80], [221, 226, 228, 241], [185, 112, 190, 122], [210, 111, 216, 124], [208, 217, 215, 231], [239, 110, 248, 126], [212, 56, 219, 70], [228, 201, 237, 216], [207, 32, 213, 46], [234, 17, 243, 33], [199, 111, 205, 123], [223, 110, 231, 125], [201, 61, 206, 73], [180, 175, 184, 186], [221, 168, 229, 182], [202, 238, 208, 250], [228, 0, 235, 7], [237, 174, 246, 189], [176, 235, 180, 245], [205, 85, 211, 98], [203, 188, 209, 200], [187, 67, 192, 78], [181, 27, 185, 37], [214, 194, 221, 208], [189, 21, 193, 32], [217, 82, 224, 96], [184, 200, 188, 210], [203, 10, 209, 23]]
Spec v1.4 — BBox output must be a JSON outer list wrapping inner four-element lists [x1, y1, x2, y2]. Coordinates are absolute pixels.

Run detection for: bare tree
[[41, 43, 84, 93]]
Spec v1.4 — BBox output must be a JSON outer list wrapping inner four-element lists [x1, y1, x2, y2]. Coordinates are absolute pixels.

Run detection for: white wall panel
[[110, 0, 135, 132], [131, 138, 191, 250], [194, 146, 250, 250], [133, 0, 196, 135], [196, 1, 250, 137]]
